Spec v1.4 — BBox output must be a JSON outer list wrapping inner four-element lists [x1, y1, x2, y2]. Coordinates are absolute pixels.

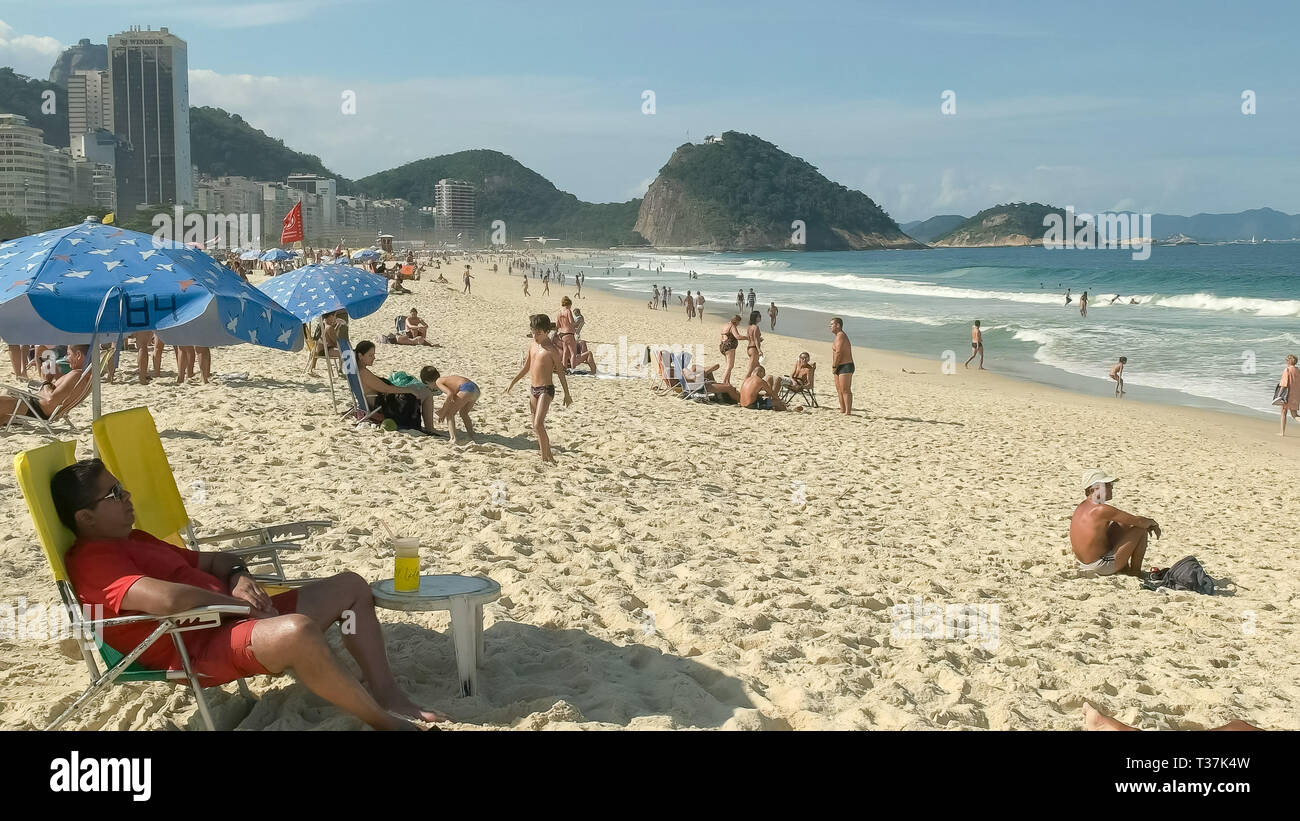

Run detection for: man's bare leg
[[249, 613, 418, 731], [1107, 522, 1148, 576], [197, 347, 211, 383], [151, 335, 164, 376], [9, 345, 27, 378], [294, 572, 446, 722]]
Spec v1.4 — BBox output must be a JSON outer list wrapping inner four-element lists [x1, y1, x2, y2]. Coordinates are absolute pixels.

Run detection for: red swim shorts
[[188, 590, 299, 684]]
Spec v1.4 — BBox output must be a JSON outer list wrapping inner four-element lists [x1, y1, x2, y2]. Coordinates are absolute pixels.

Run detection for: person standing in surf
[[1080, 291, 1089, 318]]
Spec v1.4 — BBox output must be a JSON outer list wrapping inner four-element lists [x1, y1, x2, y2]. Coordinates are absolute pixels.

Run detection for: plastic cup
[[393, 538, 420, 592]]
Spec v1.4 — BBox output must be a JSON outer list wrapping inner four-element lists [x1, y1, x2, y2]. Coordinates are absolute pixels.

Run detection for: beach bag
[[1273, 384, 1289, 406], [1141, 555, 1217, 595]]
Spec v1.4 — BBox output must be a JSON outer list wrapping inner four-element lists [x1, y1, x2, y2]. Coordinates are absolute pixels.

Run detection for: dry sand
[[1, 258, 1297, 731]]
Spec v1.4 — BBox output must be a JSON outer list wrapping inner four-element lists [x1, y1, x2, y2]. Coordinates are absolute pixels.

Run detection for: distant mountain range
[[4, 64, 1299, 248], [906, 207, 1300, 244], [930, 203, 1072, 247], [900, 214, 966, 244]]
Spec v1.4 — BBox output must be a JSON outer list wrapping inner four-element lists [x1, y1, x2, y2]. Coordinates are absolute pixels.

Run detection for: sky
[[2, 0, 1298, 222]]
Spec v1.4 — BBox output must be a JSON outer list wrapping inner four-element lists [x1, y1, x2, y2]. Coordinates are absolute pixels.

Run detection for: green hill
[[190, 106, 353, 192], [901, 214, 967, 244], [354, 149, 645, 247], [932, 202, 1070, 247], [0, 68, 69, 147], [634, 131, 920, 250]]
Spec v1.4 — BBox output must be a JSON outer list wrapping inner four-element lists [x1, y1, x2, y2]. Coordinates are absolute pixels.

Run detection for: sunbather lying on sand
[[1069, 469, 1160, 577], [740, 366, 801, 411], [50, 459, 446, 730]]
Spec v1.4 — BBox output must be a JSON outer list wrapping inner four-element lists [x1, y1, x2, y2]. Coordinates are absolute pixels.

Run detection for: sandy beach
[[2, 258, 1298, 731]]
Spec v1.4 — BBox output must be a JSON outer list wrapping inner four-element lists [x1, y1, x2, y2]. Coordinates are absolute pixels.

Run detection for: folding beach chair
[[2, 350, 106, 434], [92, 406, 330, 584], [780, 374, 818, 408], [337, 338, 383, 425], [680, 362, 714, 403], [395, 315, 407, 336], [14, 439, 251, 730]]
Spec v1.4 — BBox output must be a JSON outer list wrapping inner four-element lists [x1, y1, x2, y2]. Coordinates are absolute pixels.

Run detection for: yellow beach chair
[[91, 406, 331, 583], [14, 439, 251, 730]]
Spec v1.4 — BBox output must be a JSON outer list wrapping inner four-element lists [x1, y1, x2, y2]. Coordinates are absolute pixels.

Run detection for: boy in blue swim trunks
[[423, 366, 480, 445]]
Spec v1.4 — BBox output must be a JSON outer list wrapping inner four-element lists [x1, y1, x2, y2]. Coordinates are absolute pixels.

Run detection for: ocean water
[[564, 244, 1300, 416]]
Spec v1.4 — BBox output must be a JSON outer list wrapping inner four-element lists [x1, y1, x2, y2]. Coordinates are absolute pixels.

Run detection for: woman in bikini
[[744, 310, 763, 379], [505, 314, 572, 463], [556, 296, 577, 369], [718, 315, 742, 384], [354, 340, 440, 434]]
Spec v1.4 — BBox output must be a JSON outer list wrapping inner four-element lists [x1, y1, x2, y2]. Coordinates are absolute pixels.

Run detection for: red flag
[[281, 201, 304, 244]]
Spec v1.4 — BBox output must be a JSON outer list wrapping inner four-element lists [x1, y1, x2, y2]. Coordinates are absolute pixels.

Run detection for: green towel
[[388, 371, 419, 387]]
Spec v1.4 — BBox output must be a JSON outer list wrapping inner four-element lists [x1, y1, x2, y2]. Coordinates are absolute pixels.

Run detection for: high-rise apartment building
[[107, 26, 192, 212], [434, 178, 476, 244], [67, 69, 113, 141]]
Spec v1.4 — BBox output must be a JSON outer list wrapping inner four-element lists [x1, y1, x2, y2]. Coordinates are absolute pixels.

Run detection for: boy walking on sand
[[505, 314, 572, 463]]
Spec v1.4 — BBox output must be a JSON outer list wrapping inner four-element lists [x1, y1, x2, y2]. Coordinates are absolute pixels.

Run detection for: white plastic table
[[370, 575, 501, 696]]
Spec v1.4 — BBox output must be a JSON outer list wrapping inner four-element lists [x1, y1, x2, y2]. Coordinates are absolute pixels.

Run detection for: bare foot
[[1083, 702, 1136, 731]]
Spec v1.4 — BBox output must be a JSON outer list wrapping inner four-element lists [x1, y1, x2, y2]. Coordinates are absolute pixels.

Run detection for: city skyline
[[1, 2, 1297, 222]]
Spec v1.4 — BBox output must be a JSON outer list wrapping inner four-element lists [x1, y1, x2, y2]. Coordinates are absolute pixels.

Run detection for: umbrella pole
[[326, 353, 338, 412]]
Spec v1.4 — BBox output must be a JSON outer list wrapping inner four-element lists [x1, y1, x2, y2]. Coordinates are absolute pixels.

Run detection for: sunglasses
[[83, 481, 129, 510]]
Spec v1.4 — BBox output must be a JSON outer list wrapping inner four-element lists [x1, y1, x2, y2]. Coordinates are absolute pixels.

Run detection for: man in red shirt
[[52, 459, 444, 731]]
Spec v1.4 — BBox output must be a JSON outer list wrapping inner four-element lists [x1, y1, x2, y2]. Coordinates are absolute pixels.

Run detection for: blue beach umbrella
[[260, 248, 294, 262], [240, 249, 263, 261], [352, 248, 381, 261], [0, 219, 305, 417], [256, 262, 389, 322]]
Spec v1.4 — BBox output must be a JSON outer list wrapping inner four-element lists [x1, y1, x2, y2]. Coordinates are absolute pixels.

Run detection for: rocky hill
[[634, 131, 921, 251], [931, 203, 1069, 247]]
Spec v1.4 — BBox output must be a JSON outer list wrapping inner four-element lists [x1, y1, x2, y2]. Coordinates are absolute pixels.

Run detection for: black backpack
[[1141, 556, 1217, 595]]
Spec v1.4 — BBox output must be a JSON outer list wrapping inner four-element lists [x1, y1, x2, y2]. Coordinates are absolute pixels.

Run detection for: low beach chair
[[780, 374, 818, 408], [92, 406, 330, 584], [337, 338, 383, 425], [395, 315, 407, 336], [14, 439, 251, 730], [1, 349, 108, 434], [680, 363, 714, 402]]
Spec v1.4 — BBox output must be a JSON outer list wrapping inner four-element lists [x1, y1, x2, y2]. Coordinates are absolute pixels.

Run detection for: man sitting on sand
[[1070, 469, 1160, 577], [423, 366, 479, 444], [52, 459, 445, 731], [0, 344, 91, 421], [740, 366, 801, 411], [402, 309, 433, 346]]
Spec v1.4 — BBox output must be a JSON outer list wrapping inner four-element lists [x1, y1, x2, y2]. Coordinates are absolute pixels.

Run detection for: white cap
[[1082, 469, 1118, 489]]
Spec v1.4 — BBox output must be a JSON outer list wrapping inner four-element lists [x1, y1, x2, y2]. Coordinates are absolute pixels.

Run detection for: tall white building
[[434, 178, 476, 243], [107, 26, 192, 211], [67, 69, 113, 141]]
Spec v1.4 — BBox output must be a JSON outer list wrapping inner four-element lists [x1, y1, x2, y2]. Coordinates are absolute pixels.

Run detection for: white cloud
[[0, 19, 64, 79]]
